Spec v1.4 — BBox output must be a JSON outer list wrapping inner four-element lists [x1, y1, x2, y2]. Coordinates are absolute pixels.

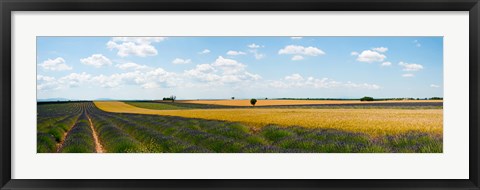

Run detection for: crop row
[[37, 103, 85, 153], [59, 111, 96, 153]]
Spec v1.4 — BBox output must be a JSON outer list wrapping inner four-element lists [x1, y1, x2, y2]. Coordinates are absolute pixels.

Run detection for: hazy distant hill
[[37, 98, 75, 102], [37, 98, 156, 102], [95, 98, 114, 101]]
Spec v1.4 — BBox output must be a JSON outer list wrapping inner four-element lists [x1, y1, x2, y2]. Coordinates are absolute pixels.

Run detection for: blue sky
[[36, 36, 443, 100]]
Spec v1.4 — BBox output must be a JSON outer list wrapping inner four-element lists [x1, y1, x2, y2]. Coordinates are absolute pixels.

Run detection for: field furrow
[[87, 114, 104, 153]]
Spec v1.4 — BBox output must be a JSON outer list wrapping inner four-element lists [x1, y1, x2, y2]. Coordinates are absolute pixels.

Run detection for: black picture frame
[[1, 0, 479, 189]]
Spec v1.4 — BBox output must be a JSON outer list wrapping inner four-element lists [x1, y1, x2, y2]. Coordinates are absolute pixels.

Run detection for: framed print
[[1, 0, 479, 189]]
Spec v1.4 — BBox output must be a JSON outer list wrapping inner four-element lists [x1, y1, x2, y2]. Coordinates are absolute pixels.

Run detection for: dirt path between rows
[[87, 114, 104, 153], [55, 132, 68, 152]]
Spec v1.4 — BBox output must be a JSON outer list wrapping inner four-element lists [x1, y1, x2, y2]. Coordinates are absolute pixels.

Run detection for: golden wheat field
[[94, 101, 442, 136], [175, 99, 443, 107]]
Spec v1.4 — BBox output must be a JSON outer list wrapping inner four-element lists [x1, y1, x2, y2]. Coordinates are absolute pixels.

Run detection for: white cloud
[[244, 72, 262, 81], [212, 56, 247, 74], [285, 73, 304, 81], [37, 75, 59, 90], [37, 72, 94, 90], [372, 47, 388, 53], [291, 55, 304, 61], [350, 51, 359, 56], [80, 54, 112, 68], [248, 43, 261, 49], [304, 79, 352, 89], [251, 50, 265, 60], [172, 58, 192, 64], [278, 45, 325, 56], [60, 72, 92, 88], [115, 62, 150, 71], [91, 68, 179, 89], [199, 49, 210, 54], [381, 61, 392, 66], [106, 37, 166, 57], [141, 82, 159, 89], [39, 65, 180, 90], [413, 40, 421, 47], [356, 50, 386, 63], [402, 73, 415, 78], [226, 50, 246, 56], [141, 68, 180, 88], [91, 73, 133, 88], [184, 64, 220, 82], [247, 44, 265, 59], [37, 75, 55, 82], [344, 81, 380, 90], [291, 37, 303, 40], [107, 41, 156, 57], [185, 56, 261, 85], [430, 84, 440, 88], [38, 57, 72, 71], [399, 62, 423, 71], [270, 73, 380, 90], [190, 64, 216, 73], [269, 81, 290, 88], [111, 37, 166, 44]]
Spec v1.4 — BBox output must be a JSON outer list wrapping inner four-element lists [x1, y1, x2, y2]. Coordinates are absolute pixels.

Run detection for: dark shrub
[[250, 98, 257, 106], [360, 96, 374, 101]]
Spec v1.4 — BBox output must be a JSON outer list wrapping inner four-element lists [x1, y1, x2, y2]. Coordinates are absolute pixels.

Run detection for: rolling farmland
[[37, 101, 443, 153], [96, 101, 442, 136]]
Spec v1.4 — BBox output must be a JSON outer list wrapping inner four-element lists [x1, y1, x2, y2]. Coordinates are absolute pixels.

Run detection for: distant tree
[[163, 96, 176, 102], [250, 98, 257, 106], [265, 98, 268, 100], [231, 97, 235, 100], [360, 96, 374, 101]]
